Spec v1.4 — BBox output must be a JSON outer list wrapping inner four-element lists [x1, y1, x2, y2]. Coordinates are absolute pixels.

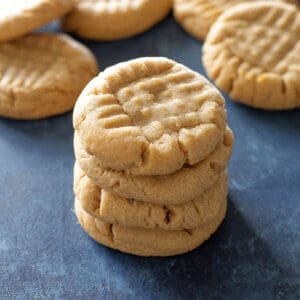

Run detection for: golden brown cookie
[[202, 1, 300, 110], [63, 0, 172, 40], [74, 196, 227, 256], [0, 0, 74, 42], [0, 34, 98, 120], [174, 0, 298, 41], [74, 162, 228, 230], [74, 126, 234, 205], [73, 57, 227, 176]]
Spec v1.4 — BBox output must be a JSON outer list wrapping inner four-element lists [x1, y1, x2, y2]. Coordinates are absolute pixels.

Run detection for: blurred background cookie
[[62, 0, 173, 40], [0, 34, 98, 119], [174, 0, 298, 41], [0, 0, 74, 42], [202, 1, 300, 110]]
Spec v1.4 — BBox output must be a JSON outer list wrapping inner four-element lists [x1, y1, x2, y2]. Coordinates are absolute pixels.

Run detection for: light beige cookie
[[202, 1, 300, 110], [73, 57, 227, 176], [74, 162, 228, 230], [74, 126, 234, 205], [74, 196, 227, 256], [63, 0, 172, 41], [0, 34, 98, 120], [174, 0, 298, 41], [0, 0, 74, 42]]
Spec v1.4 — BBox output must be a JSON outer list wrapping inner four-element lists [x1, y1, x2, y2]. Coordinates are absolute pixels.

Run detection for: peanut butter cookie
[[63, 0, 172, 40], [74, 127, 234, 205], [0, 34, 98, 119], [75, 196, 227, 256], [0, 0, 74, 42], [73, 57, 227, 176], [202, 1, 300, 110], [74, 162, 228, 230], [174, 0, 298, 41]]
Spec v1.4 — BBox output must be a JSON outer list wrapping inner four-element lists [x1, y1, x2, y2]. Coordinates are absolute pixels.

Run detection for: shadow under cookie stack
[[73, 57, 234, 256]]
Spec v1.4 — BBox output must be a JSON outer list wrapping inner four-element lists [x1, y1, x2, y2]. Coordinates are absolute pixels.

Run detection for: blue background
[[0, 15, 299, 299]]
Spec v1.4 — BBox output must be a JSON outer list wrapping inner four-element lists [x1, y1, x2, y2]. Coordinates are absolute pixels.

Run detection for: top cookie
[[63, 0, 172, 40], [0, 0, 74, 42], [202, 1, 300, 110], [73, 57, 227, 176], [174, 0, 298, 41]]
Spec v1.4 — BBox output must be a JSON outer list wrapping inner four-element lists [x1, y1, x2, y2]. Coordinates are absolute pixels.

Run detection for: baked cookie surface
[[74, 126, 234, 205], [75, 196, 227, 256], [0, 0, 74, 42], [74, 57, 227, 176], [74, 162, 228, 230], [0, 34, 98, 119], [202, 1, 300, 110], [63, 0, 172, 40], [174, 0, 298, 41]]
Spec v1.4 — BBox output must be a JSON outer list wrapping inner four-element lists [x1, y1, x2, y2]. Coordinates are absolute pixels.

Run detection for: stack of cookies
[[73, 57, 234, 256]]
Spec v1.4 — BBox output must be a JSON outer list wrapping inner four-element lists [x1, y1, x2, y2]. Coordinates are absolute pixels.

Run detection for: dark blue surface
[[0, 17, 300, 300]]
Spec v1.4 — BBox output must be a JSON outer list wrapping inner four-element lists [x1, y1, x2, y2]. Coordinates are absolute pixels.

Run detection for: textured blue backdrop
[[0, 16, 299, 299]]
